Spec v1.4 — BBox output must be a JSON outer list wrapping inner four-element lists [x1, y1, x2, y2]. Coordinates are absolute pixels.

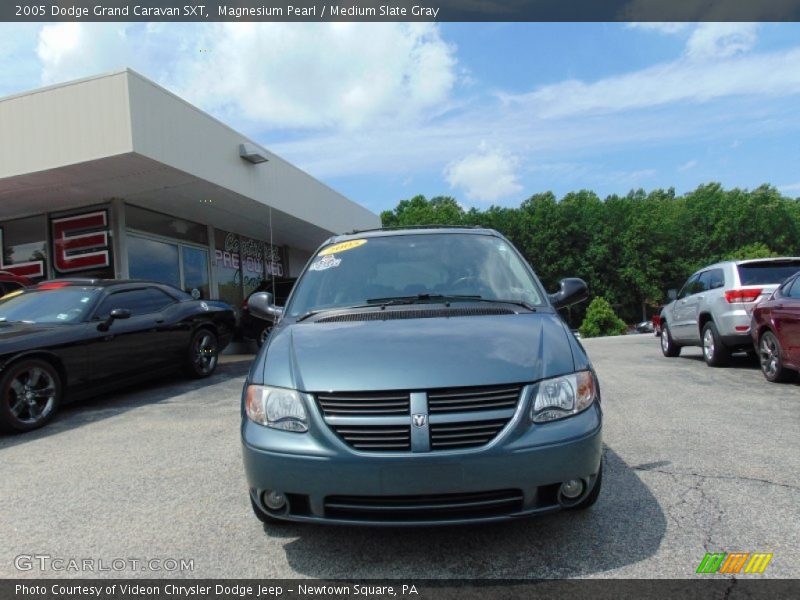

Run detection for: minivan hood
[[256, 312, 581, 392]]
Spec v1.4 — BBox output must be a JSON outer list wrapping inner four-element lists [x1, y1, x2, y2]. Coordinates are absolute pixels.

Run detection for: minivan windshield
[[286, 233, 545, 317]]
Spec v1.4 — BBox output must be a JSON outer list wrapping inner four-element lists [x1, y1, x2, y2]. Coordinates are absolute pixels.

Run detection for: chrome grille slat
[[331, 423, 411, 451], [430, 417, 508, 450], [428, 385, 523, 415], [317, 391, 410, 418]]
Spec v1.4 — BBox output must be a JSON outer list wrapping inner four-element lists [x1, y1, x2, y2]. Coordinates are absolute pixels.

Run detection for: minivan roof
[[327, 226, 500, 245]]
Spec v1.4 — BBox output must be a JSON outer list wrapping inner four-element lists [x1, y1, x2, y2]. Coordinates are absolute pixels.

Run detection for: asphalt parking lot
[[1, 335, 798, 579]]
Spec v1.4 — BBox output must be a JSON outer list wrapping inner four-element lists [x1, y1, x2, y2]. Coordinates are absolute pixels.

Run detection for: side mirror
[[98, 307, 131, 331], [548, 278, 589, 309], [667, 289, 678, 301], [248, 292, 283, 321]]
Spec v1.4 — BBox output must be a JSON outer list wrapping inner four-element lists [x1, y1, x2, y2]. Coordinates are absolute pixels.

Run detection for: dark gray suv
[[241, 228, 602, 525]]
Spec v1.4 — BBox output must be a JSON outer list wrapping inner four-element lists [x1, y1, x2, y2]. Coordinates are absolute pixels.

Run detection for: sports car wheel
[[0, 359, 62, 433], [759, 331, 795, 383], [185, 329, 219, 379]]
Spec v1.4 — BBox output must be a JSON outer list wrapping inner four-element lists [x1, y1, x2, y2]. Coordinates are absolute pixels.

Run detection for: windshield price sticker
[[309, 255, 342, 271], [318, 239, 367, 256]]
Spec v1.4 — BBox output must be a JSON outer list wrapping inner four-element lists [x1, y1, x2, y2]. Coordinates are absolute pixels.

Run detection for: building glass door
[[181, 246, 210, 299]]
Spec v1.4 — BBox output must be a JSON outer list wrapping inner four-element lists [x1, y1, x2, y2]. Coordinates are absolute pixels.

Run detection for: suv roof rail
[[346, 224, 485, 235]]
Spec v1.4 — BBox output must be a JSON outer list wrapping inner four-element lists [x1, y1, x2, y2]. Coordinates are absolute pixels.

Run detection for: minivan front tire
[[661, 321, 681, 357], [701, 322, 731, 367]]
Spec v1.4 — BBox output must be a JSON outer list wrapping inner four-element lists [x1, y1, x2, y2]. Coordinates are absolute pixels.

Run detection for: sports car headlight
[[245, 385, 308, 432], [530, 371, 596, 423]]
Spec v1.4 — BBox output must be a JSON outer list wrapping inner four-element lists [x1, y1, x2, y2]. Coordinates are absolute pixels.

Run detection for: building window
[[0, 215, 48, 280], [127, 233, 211, 299], [127, 235, 181, 289], [214, 229, 243, 307], [126, 205, 208, 245]]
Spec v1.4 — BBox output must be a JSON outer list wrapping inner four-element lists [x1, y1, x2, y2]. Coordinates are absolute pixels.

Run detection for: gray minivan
[[241, 228, 602, 525]]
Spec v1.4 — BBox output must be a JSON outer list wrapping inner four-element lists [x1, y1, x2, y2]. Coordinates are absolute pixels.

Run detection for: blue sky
[[2, 22, 800, 214]]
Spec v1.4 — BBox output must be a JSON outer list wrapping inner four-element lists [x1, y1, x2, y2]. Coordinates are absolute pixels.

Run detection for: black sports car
[[0, 279, 235, 433]]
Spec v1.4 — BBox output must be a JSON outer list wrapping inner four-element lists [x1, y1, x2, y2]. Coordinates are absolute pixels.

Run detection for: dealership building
[[0, 69, 379, 308]]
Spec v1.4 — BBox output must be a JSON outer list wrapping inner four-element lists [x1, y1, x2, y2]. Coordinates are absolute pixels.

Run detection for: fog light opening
[[559, 479, 585, 504], [262, 490, 287, 512]]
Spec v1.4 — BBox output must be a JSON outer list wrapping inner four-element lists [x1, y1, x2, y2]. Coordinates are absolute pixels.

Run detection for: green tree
[[724, 242, 779, 260], [579, 297, 628, 338]]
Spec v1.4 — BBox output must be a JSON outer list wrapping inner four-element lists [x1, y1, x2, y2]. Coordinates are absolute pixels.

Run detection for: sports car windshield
[[0, 288, 100, 324], [287, 233, 545, 317]]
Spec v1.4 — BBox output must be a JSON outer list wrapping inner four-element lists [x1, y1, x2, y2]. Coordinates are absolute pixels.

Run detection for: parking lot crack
[[633, 466, 799, 491]]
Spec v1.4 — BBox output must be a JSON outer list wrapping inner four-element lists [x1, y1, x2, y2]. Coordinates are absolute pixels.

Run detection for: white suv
[[660, 258, 800, 366]]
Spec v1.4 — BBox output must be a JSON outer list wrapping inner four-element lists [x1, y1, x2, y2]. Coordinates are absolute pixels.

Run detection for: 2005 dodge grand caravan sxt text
[[241, 227, 603, 525]]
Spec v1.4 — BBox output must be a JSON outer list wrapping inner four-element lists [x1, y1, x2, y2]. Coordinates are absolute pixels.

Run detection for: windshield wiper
[[366, 294, 537, 312], [365, 293, 482, 306], [295, 294, 536, 322]]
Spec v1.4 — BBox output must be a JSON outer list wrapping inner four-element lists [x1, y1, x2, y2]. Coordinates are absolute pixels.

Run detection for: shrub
[[579, 296, 627, 338]]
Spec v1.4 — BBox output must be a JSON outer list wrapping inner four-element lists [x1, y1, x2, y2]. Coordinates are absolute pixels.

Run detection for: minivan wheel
[[185, 328, 219, 378], [759, 331, 795, 383], [702, 322, 730, 367], [660, 322, 681, 357], [0, 358, 62, 434], [568, 463, 602, 511]]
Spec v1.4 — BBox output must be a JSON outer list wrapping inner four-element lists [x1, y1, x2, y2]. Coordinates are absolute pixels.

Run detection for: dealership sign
[[51, 210, 111, 273], [216, 232, 283, 277]]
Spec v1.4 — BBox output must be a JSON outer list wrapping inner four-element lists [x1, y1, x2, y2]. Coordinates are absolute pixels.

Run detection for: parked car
[[0, 271, 33, 296], [0, 279, 235, 433], [751, 270, 800, 382], [634, 320, 655, 334], [241, 227, 602, 525], [240, 277, 296, 347], [660, 258, 800, 366]]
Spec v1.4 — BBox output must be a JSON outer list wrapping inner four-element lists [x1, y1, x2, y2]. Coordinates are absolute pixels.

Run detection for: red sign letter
[[51, 211, 111, 273]]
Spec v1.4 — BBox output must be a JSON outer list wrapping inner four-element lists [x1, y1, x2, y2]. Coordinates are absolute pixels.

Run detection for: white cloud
[[779, 182, 800, 194], [509, 44, 800, 119], [37, 23, 132, 85], [626, 23, 690, 35], [164, 23, 457, 130], [686, 23, 758, 61], [443, 143, 522, 203], [31, 23, 457, 131], [679, 159, 698, 172]]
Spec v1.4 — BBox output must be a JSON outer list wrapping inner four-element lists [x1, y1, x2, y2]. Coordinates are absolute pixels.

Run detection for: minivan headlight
[[245, 385, 308, 432], [530, 371, 596, 423]]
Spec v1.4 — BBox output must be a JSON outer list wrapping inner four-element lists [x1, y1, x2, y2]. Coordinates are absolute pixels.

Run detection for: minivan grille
[[427, 385, 522, 414], [318, 391, 410, 416], [429, 419, 508, 450], [330, 424, 411, 451], [324, 489, 524, 522], [315, 383, 523, 453]]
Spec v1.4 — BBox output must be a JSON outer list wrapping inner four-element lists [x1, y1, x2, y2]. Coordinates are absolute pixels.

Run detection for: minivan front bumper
[[242, 400, 602, 525]]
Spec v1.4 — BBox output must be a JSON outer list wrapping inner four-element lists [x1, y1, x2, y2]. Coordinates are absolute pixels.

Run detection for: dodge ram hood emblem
[[412, 414, 427, 428]]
